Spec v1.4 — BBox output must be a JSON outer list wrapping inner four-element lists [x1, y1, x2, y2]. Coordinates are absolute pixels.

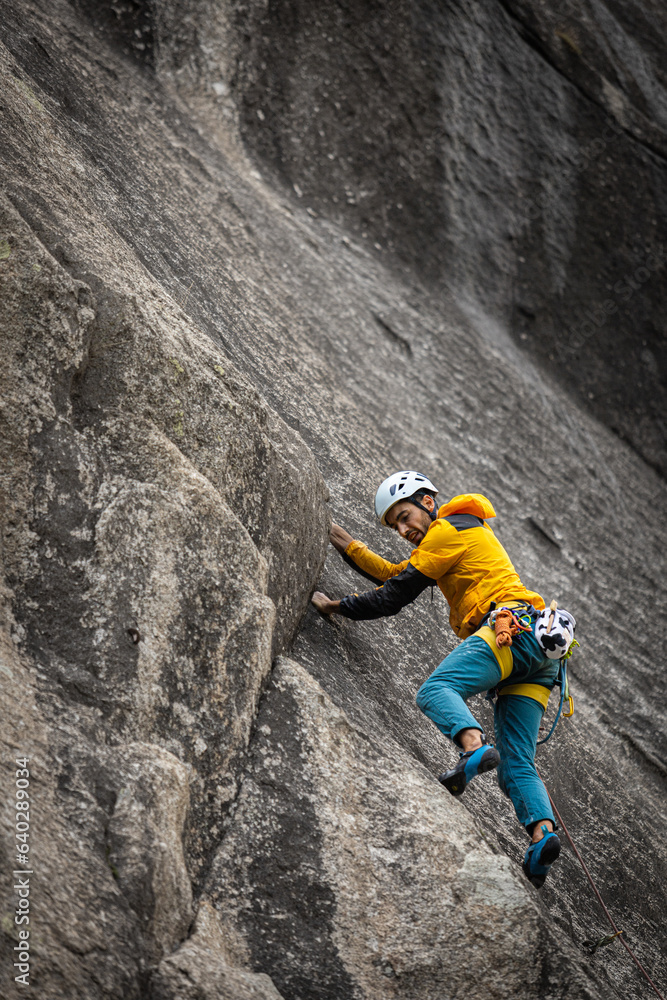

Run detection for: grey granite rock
[[231, 0, 667, 474], [0, 190, 328, 996], [0, 1, 666, 998], [103, 742, 193, 963], [150, 900, 286, 1000], [204, 658, 595, 1000]]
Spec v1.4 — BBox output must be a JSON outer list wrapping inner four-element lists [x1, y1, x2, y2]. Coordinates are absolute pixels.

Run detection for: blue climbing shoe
[[523, 826, 561, 888], [438, 743, 501, 796]]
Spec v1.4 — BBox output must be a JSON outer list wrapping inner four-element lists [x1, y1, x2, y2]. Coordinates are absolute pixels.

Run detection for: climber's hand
[[311, 591, 341, 615]]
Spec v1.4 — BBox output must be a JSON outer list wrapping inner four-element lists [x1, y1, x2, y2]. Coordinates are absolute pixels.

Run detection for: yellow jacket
[[341, 494, 544, 638]]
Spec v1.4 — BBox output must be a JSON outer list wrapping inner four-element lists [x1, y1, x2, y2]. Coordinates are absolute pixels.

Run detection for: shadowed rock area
[[0, 1, 665, 999]]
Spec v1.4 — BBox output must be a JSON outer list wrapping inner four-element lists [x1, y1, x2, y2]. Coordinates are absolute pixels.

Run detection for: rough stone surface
[[0, 166, 328, 996], [204, 657, 595, 1000], [0, 628, 191, 998], [150, 901, 285, 1000], [232, 0, 667, 475], [103, 743, 193, 963], [0, 1, 666, 999]]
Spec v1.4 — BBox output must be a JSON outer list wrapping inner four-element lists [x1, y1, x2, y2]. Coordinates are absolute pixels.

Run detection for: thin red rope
[[537, 768, 666, 1000]]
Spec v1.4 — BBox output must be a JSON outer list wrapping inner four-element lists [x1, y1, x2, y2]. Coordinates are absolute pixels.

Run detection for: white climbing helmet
[[374, 471, 439, 526]]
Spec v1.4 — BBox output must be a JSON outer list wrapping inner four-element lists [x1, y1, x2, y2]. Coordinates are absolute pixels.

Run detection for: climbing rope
[[492, 603, 662, 992], [536, 674, 566, 746], [537, 768, 666, 1000], [491, 600, 661, 993], [536, 645, 576, 745], [492, 607, 532, 647]]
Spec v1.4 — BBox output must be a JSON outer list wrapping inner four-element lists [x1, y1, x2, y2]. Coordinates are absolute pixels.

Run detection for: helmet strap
[[410, 498, 437, 522]]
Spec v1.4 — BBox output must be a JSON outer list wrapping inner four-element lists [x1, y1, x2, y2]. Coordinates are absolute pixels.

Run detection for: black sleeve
[[338, 563, 433, 620], [341, 549, 385, 586]]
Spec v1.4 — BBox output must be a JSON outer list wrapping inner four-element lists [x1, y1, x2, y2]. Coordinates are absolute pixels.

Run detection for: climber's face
[[385, 495, 435, 546]]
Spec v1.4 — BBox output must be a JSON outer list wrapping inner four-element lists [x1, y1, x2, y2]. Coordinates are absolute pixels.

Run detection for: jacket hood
[[437, 493, 496, 520]]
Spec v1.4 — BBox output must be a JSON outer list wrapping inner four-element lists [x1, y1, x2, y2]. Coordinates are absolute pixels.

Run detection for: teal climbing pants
[[416, 629, 559, 832]]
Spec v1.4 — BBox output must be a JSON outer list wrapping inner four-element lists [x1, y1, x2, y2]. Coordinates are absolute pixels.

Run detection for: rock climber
[[312, 471, 567, 888]]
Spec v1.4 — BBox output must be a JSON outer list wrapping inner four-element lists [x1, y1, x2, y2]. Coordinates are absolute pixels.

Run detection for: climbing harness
[[489, 606, 533, 647], [482, 599, 577, 744], [537, 767, 666, 1000], [486, 597, 576, 744], [479, 599, 577, 742]]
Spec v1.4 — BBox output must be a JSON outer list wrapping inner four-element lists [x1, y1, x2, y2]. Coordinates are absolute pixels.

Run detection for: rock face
[[0, 1, 666, 999], [151, 900, 285, 1000], [233, 0, 667, 475], [203, 658, 594, 1000], [0, 190, 328, 996]]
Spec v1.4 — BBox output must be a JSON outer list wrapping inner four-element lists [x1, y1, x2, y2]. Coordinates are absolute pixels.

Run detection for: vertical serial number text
[[13, 756, 32, 987]]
